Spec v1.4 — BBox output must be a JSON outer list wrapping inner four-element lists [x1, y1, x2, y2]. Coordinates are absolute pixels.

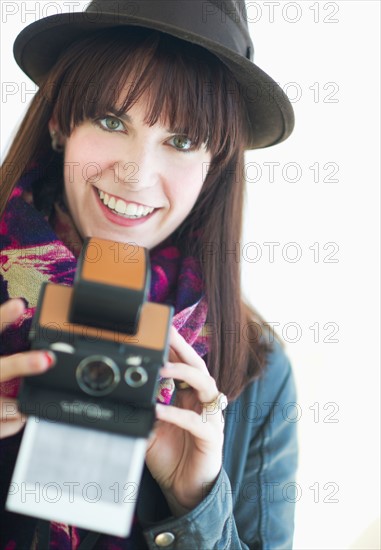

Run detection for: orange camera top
[[33, 237, 172, 351], [37, 283, 172, 351]]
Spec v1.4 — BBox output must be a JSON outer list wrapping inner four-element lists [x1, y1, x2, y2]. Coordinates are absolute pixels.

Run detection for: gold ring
[[202, 392, 228, 411]]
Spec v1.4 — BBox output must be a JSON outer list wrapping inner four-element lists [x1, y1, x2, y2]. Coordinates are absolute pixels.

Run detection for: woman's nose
[[113, 144, 160, 191]]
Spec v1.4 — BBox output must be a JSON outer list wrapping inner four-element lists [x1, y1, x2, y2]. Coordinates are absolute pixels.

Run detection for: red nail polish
[[43, 352, 55, 368]]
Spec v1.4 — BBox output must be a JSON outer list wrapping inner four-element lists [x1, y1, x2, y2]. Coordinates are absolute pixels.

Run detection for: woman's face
[[57, 97, 211, 249]]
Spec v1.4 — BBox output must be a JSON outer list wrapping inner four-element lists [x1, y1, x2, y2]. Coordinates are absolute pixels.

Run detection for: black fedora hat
[[13, 0, 294, 150]]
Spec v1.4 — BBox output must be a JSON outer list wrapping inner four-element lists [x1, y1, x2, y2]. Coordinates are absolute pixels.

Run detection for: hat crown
[[85, 0, 254, 60]]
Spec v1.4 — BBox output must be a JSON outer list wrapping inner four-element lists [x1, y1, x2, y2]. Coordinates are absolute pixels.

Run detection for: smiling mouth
[[97, 189, 157, 219]]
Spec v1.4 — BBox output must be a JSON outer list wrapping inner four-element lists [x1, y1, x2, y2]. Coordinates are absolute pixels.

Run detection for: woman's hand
[[145, 327, 227, 515], [0, 299, 55, 439]]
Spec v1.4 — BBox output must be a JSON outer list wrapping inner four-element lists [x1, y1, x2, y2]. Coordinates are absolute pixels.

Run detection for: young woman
[[0, 1, 298, 548]]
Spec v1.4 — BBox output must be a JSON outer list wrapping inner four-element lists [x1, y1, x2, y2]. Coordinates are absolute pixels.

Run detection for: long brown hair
[[0, 28, 276, 400]]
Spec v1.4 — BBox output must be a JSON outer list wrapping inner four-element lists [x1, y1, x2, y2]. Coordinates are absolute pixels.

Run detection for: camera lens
[[125, 366, 148, 388], [76, 356, 120, 396]]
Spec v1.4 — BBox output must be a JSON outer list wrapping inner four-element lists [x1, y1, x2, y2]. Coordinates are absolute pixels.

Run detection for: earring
[[50, 130, 64, 153]]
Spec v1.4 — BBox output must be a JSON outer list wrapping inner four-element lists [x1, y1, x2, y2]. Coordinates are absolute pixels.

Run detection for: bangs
[[46, 27, 249, 161]]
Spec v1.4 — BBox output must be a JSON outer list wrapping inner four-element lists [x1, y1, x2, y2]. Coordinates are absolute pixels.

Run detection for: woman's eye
[[97, 116, 124, 132], [169, 135, 193, 151]]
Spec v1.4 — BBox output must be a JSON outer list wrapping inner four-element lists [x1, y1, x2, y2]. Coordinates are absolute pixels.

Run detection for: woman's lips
[[94, 187, 159, 227]]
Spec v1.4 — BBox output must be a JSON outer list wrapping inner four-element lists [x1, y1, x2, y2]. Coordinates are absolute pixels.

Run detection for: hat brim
[[13, 12, 294, 149]]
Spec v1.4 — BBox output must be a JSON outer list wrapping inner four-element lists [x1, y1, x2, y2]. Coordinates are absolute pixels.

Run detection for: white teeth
[[115, 199, 126, 214], [125, 203, 138, 216], [97, 189, 155, 218]]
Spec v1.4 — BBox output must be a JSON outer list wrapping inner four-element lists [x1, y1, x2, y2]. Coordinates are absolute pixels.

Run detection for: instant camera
[[18, 237, 174, 437]]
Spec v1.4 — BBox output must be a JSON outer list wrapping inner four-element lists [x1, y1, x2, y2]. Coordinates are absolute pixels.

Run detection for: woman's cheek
[[64, 161, 84, 189], [64, 155, 109, 187], [81, 162, 105, 184]]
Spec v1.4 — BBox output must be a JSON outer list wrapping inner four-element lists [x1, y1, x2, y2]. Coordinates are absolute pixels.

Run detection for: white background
[[1, 1, 380, 548]]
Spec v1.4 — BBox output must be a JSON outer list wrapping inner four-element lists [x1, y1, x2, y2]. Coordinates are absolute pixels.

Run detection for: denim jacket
[[137, 339, 298, 549]]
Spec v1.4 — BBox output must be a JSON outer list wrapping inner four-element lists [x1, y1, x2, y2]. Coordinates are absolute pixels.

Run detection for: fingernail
[[43, 352, 56, 368]]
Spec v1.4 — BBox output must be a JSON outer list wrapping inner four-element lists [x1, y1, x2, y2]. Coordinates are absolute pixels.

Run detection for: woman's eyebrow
[[109, 109, 181, 134], [110, 110, 133, 124]]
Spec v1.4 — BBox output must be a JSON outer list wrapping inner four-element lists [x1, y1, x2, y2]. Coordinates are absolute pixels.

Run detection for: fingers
[[0, 397, 27, 439], [0, 351, 55, 383], [161, 328, 227, 432], [0, 397, 24, 423], [165, 327, 225, 406], [169, 327, 207, 373], [0, 418, 26, 439], [1, 397, 22, 419], [0, 299, 26, 333], [156, 404, 224, 440], [160, 362, 218, 405]]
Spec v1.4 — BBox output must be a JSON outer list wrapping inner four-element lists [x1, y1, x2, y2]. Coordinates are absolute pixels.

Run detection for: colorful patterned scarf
[[0, 160, 209, 549], [0, 161, 209, 397]]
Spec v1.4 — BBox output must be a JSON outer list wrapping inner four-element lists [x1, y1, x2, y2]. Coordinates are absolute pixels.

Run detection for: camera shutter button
[[126, 355, 142, 366], [154, 532, 175, 547]]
